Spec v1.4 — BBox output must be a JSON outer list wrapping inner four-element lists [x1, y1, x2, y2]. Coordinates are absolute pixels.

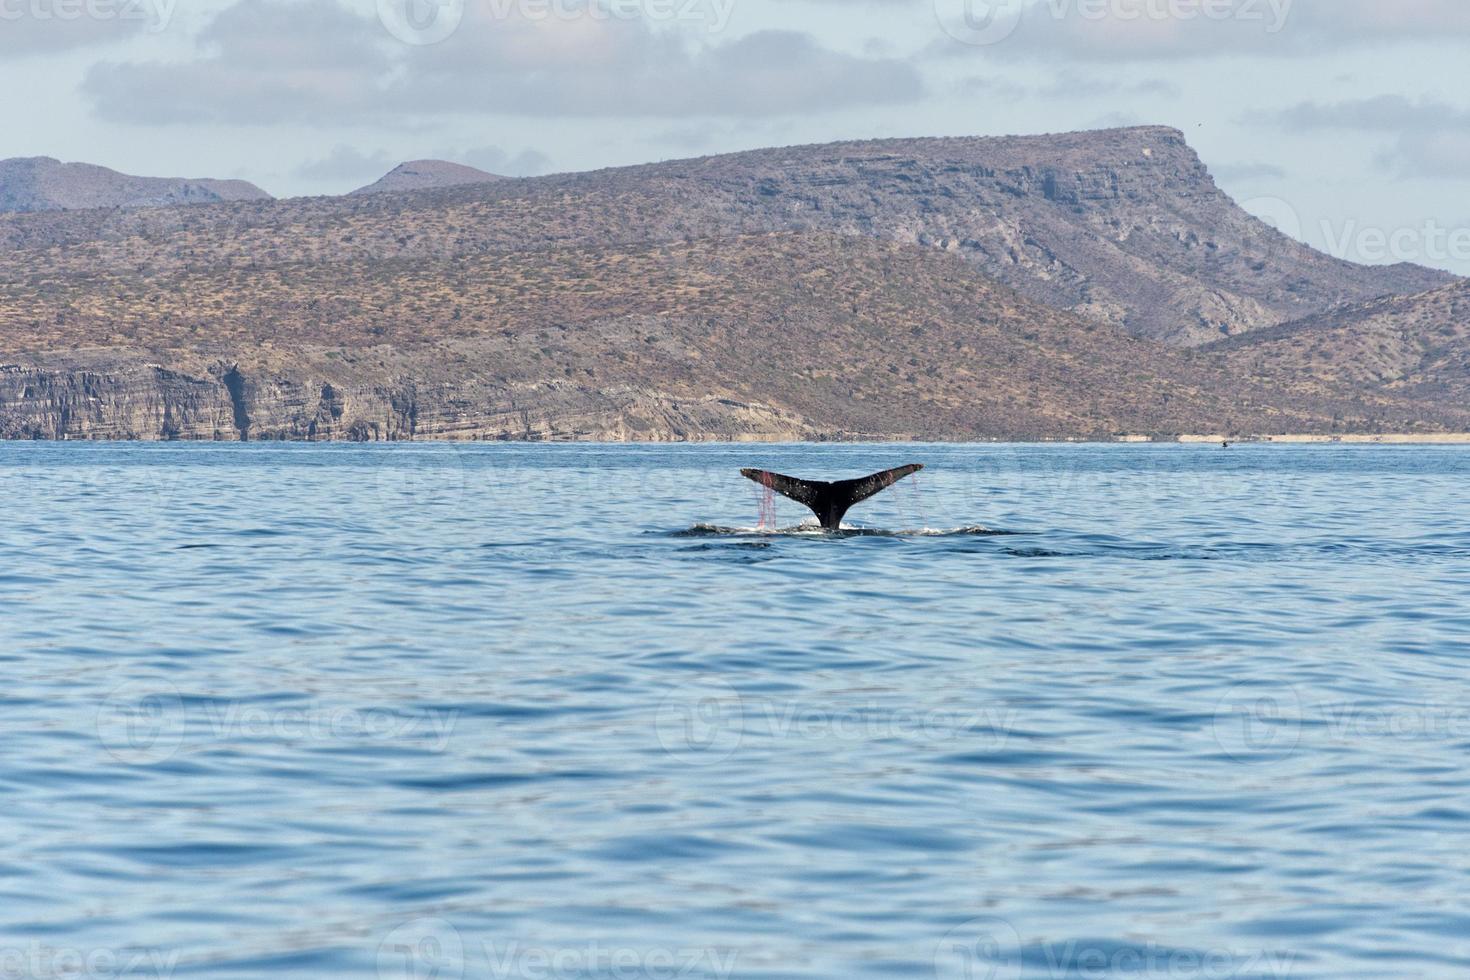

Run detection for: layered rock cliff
[[0, 351, 819, 443]]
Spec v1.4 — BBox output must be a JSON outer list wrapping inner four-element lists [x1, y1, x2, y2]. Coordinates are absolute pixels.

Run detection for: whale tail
[[740, 464, 924, 530]]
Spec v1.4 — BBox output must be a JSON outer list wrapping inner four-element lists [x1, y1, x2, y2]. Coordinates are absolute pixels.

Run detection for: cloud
[[1035, 70, 1179, 99], [84, 0, 923, 125], [1377, 132, 1470, 181], [391, 7, 924, 118], [934, 0, 1470, 62], [1266, 96, 1470, 181], [85, 0, 391, 124], [451, 146, 551, 177], [1274, 96, 1468, 133], [295, 145, 396, 180], [1210, 161, 1286, 182]]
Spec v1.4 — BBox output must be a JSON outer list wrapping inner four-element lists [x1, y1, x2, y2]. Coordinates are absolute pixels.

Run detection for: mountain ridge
[[0, 156, 272, 213], [0, 126, 1464, 441], [0, 127, 1450, 347], [349, 159, 506, 196]]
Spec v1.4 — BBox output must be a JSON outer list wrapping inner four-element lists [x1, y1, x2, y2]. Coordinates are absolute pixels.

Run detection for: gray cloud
[[1378, 132, 1470, 181], [1036, 70, 1179, 100], [84, 0, 922, 125], [447, 145, 551, 177], [1210, 162, 1287, 183], [400, 24, 922, 117], [1275, 96, 1469, 133], [85, 0, 391, 124], [295, 145, 396, 180], [1267, 97, 1470, 181]]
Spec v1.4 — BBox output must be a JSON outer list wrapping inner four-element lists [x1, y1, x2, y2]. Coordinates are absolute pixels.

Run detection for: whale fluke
[[740, 464, 924, 530]]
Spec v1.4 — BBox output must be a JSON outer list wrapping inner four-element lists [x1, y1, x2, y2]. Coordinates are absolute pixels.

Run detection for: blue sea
[[3, 442, 1470, 979]]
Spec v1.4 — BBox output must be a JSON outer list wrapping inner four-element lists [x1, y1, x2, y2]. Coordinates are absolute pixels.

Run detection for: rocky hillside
[[2, 233, 1462, 442], [349, 160, 505, 196], [0, 157, 272, 213], [0, 128, 1449, 346], [0, 126, 1463, 441], [1208, 279, 1470, 403]]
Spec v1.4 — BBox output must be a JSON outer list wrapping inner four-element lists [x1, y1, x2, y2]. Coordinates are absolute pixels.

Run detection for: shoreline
[[5, 433, 1470, 446]]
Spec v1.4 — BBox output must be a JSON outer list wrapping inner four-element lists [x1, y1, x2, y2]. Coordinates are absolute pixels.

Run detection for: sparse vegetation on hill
[[0, 128, 1462, 441]]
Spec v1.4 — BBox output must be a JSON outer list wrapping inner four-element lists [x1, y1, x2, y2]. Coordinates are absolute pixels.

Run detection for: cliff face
[[0, 352, 818, 443], [0, 363, 236, 441]]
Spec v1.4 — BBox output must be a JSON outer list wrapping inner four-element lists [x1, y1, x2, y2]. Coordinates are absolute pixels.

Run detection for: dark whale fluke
[[741, 464, 924, 530]]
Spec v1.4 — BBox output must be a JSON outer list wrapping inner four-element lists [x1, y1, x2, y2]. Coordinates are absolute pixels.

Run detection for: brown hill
[[349, 160, 506, 196], [0, 127, 1463, 441], [0, 156, 272, 213], [0, 128, 1448, 346], [2, 233, 1462, 442], [1208, 279, 1470, 403]]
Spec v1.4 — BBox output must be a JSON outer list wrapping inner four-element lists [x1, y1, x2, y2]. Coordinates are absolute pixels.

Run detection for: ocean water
[[3, 442, 1470, 980]]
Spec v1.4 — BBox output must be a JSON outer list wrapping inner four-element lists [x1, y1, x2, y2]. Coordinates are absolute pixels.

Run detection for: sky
[[2, 0, 1467, 273]]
